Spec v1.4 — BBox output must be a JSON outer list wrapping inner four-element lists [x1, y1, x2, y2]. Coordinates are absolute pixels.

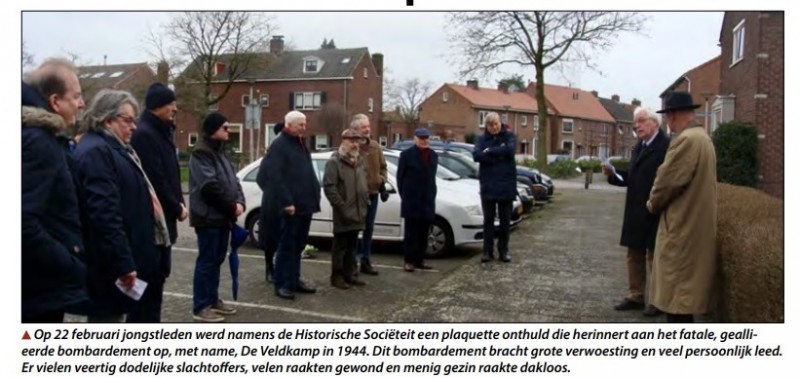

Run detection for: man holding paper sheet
[[603, 106, 668, 317]]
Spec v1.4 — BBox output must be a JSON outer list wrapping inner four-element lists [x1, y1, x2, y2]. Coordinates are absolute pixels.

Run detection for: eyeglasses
[[116, 114, 137, 126], [222, 126, 229, 131]]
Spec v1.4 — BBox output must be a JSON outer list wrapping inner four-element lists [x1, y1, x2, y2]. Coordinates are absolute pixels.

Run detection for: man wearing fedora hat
[[646, 91, 717, 323]]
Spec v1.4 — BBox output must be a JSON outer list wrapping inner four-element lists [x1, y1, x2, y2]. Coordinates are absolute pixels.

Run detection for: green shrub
[[709, 183, 783, 322], [609, 158, 629, 172], [464, 133, 477, 144], [519, 158, 538, 169], [713, 121, 758, 187], [544, 160, 580, 179], [577, 160, 602, 173]]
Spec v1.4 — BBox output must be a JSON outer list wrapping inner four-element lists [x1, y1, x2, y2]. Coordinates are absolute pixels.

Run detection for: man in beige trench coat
[[647, 91, 717, 323]]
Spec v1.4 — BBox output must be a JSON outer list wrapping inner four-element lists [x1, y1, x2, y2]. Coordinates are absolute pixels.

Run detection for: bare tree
[[22, 40, 35, 69], [315, 102, 347, 150], [385, 77, 433, 128], [448, 11, 646, 169], [164, 12, 275, 121]]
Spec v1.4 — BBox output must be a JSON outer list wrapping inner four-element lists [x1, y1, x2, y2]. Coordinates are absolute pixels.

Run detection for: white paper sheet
[[115, 277, 148, 301]]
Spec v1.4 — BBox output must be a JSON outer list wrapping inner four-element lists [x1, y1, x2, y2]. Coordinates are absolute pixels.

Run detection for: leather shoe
[[643, 305, 664, 317], [360, 261, 379, 276], [295, 281, 317, 294], [414, 263, 433, 270], [614, 298, 644, 311], [403, 263, 415, 272], [345, 277, 366, 286], [275, 288, 295, 300], [499, 254, 511, 263], [481, 252, 493, 263]]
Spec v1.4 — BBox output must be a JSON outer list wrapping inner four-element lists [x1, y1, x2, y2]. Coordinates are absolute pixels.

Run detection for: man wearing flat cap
[[323, 128, 369, 289], [131, 83, 186, 288], [396, 128, 438, 272], [188, 112, 245, 322], [646, 91, 717, 323]]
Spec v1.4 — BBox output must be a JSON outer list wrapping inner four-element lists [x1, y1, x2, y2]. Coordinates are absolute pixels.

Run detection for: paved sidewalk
[[386, 186, 658, 323]]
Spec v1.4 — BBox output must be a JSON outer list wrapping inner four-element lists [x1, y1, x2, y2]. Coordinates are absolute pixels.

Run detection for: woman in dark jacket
[[73, 89, 170, 323], [188, 112, 245, 322], [473, 113, 517, 263]]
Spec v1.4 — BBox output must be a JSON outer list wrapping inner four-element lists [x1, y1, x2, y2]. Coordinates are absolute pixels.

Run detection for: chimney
[[269, 35, 285, 55], [611, 94, 620, 102], [631, 98, 642, 106], [498, 82, 509, 93], [103, 55, 107, 66], [467, 79, 479, 90], [591, 90, 598, 97], [156, 60, 170, 84], [371, 53, 384, 76]]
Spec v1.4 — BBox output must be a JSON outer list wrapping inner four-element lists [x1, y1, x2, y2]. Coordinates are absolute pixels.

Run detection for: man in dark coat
[[473, 113, 517, 263], [21, 58, 88, 322], [257, 122, 285, 284], [603, 106, 668, 317], [74, 89, 169, 323], [130, 83, 186, 282], [189, 112, 245, 322], [396, 128, 438, 272], [261, 111, 321, 300]]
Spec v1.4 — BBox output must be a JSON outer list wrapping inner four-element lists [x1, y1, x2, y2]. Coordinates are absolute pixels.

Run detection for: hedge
[[713, 121, 758, 187]]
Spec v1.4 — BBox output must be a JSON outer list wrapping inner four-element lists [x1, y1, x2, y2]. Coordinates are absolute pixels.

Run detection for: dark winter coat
[[21, 84, 89, 318], [472, 129, 518, 200], [397, 145, 438, 220], [259, 132, 321, 218], [608, 130, 669, 250], [323, 151, 370, 233], [130, 110, 184, 243], [73, 130, 163, 315], [188, 137, 245, 228]]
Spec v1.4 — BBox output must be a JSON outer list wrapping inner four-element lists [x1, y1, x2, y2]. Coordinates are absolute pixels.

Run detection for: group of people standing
[[21, 57, 243, 323]]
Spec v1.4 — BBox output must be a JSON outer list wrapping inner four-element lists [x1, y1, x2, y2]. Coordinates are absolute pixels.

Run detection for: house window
[[562, 140, 574, 158], [521, 115, 528, 127], [533, 115, 540, 131], [260, 94, 270, 107], [732, 20, 745, 65], [443, 91, 449, 102], [379, 136, 387, 147], [393, 133, 402, 143], [601, 124, 608, 137], [363, 67, 368, 78], [208, 94, 218, 111], [501, 113, 508, 124], [188, 133, 198, 147], [241, 94, 251, 107], [368, 98, 374, 113], [315, 134, 329, 150], [562, 119, 574, 133], [304, 59, 319, 73], [295, 92, 322, 110], [215, 62, 226, 75], [478, 110, 489, 128], [227, 124, 243, 153]]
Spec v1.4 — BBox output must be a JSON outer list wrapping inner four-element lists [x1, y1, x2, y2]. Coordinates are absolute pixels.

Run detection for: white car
[[236, 151, 522, 258]]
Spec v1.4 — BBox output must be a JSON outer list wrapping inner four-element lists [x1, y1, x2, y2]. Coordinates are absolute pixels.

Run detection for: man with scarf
[[131, 83, 187, 287], [188, 112, 245, 322], [323, 128, 370, 289], [74, 89, 170, 323]]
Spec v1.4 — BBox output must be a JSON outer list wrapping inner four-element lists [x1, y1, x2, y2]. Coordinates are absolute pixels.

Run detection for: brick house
[[716, 11, 784, 198], [174, 36, 383, 162], [597, 94, 641, 159], [659, 55, 721, 134], [526, 83, 616, 159], [77, 62, 157, 108], [379, 108, 411, 147], [418, 80, 547, 154]]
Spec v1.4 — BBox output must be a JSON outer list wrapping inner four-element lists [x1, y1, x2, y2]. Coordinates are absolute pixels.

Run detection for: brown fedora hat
[[657, 91, 702, 113]]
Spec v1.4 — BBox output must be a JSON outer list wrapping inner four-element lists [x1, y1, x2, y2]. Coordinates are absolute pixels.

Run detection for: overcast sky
[[23, 11, 723, 110]]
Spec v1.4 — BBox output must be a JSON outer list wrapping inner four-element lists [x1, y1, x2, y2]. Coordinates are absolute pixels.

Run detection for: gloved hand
[[379, 182, 390, 202]]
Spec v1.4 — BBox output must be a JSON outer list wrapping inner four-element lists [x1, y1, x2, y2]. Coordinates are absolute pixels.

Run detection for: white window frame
[[732, 19, 745, 66], [294, 92, 322, 110], [533, 115, 540, 131], [562, 140, 574, 159], [241, 94, 251, 108], [521, 115, 528, 127], [532, 137, 538, 158], [379, 136, 387, 147], [501, 113, 508, 124], [478, 110, 489, 128], [208, 94, 218, 111], [188, 132, 198, 147], [368, 97, 374, 113], [601, 124, 608, 137], [443, 91, 449, 102], [363, 67, 368, 78], [430, 135, 441, 141], [260, 94, 270, 108], [562, 118, 574, 134], [315, 134, 329, 150], [393, 133, 402, 144], [227, 123, 244, 153], [304, 59, 319, 73]]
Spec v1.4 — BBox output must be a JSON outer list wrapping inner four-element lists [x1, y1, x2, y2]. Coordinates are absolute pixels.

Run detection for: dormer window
[[215, 62, 226, 75], [303, 56, 324, 73]]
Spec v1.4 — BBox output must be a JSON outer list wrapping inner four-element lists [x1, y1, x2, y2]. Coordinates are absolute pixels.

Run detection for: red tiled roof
[[447, 84, 547, 113], [527, 82, 615, 122]]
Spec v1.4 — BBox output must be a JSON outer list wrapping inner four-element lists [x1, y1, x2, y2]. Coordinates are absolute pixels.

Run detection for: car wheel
[[426, 217, 454, 259], [245, 209, 261, 247]]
